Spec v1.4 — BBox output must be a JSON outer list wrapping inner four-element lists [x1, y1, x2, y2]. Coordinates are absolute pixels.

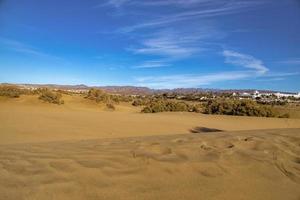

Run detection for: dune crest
[[1, 95, 300, 144]]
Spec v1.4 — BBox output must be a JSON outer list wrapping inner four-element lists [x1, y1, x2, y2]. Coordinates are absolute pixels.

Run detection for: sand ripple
[[0, 129, 300, 200]]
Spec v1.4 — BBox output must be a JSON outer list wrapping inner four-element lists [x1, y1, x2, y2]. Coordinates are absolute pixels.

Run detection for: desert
[[1, 0, 300, 199], [1, 92, 300, 200]]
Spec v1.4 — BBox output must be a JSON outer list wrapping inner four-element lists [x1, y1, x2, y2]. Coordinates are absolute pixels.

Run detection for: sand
[[0, 129, 300, 200], [1, 95, 300, 199], [1, 95, 300, 144]]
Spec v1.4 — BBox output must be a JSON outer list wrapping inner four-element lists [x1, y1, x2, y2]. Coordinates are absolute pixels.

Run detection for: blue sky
[[0, 0, 299, 91]]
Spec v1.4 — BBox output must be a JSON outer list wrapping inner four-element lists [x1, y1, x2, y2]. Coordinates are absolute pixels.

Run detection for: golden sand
[[0, 129, 300, 200], [0, 95, 299, 144], [0, 95, 300, 199]]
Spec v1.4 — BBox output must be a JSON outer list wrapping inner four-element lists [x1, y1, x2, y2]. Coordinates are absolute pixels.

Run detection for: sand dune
[[0, 129, 300, 200], [1, 95, 300, 144], [1, 95, 300, 199]]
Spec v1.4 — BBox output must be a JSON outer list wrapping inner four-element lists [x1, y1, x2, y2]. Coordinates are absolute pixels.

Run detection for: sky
[[0, 0, 299, 92]]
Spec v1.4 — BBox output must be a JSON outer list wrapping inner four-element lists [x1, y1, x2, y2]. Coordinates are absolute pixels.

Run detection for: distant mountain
[[2, 83, 154, 95], [98, 86, 154, 95], [1, 83, 296, 95], [19, 84, 90, 90]]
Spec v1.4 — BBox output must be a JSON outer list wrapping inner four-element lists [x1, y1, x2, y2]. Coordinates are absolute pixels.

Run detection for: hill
[[1, 83, 296, 95]]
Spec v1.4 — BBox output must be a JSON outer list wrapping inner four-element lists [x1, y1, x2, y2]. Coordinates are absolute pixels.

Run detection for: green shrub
[[38, 89, 64, 104], [141, 106, 153, 113], [132, 98, 153, 106], [190, 104, 203, 113], [86, 88, 122, 104], [132, 99, 144, 106], [141, 100, 191, 113], [112, 95, 133, 103], [0, 85, 22, 98], [86, 88, 105, 102], [204, 99, 276, 117], [166, 101, 188, 112]]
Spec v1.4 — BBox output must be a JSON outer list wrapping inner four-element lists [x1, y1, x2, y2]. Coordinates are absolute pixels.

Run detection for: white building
[[274, 92, 300, 98], [252, 90, 261, 98]]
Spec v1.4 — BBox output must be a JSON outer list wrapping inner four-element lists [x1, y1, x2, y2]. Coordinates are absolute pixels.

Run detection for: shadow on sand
[[190, 127, 223, 133]]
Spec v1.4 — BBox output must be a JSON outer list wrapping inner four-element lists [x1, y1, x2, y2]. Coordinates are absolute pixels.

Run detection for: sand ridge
[[1, 95, 300, 144], [1, 95, 300, 199], [0, 129, 300, 200]]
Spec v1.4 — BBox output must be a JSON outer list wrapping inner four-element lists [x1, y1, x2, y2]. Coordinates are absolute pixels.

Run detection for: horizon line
[[1, 82, 299, 94]]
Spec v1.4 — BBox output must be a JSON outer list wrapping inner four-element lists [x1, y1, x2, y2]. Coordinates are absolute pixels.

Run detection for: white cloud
[[223, 50, 268, 74], [95, 1, 287, 89], [134, 70, 298, 89], [96, 0, 130, 8], [132, 37, 199, 58], [277, 58, 300, 65], [0, 37, 63, 61], [100, 0, 217, 8], [101, 0, 262, 11], [132, 60, 170, 69], [263, 72, 299, 77], [119, 1, 263, 33], [129, 0, 216, 7], [130, 28, 217, 59], [133, 50, 294, 89], [135, 71, 252, 89]]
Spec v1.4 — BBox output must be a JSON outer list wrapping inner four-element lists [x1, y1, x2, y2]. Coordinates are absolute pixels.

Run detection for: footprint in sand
[[130, 144, 184, 163], [171, 138, 187, 144]]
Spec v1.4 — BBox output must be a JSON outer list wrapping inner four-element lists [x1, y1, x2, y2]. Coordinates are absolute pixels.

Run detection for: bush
[[113, 95, 133, 103], [0, 85, 22, 98], [132, 99, 144, 106], [166, 101, 188, 112], [86, 88, 105, 102], [38, 89, 64, 104], [190, 104, 203, 113], [106, 103, 115, 110], [204, 99, 276, 117], [141, 100, 191, 113], [132, 98, 153, 106], [141, 106, 152, 113], [86, 88, 122, 104], [278, 113, 290, 118]]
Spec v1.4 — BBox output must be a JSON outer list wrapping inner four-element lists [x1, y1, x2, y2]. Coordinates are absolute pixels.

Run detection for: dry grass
[[274, 104, 300, 119]]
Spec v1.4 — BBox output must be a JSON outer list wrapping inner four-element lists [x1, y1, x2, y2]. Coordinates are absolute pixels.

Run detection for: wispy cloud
[[119, 1, 263, 33], [128, 27, 219, 70], [130, 27, 219, 59], [223, 50, 269, 74], [95, 0, 130, 8], [131, 36, 199, 58], [132, 60, 170, 69], [135, 71, 252, 89], [256, 72, 300, 82], [129, 0, 219, 8], [135, 70, 298, 89], [101, 0, 268, 78], [255, 77, 285, 82], [254, 72, 299, 82], [94, 0, 292, 90], [99, 0, 217, 8], [101, 0, 262, 10], [0, 37, 63, 61], [263, 72, 299, 77], [277, 58, 300, 65], [134, 50, 286, 89]]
